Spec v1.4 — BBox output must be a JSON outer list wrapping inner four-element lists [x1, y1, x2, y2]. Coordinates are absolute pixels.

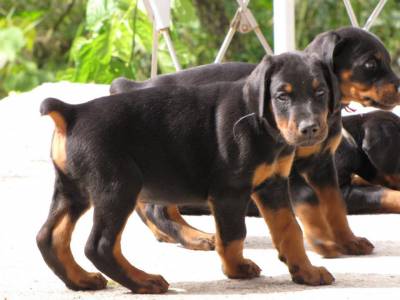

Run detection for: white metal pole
[[150, 25, 159, 78], [363, 0, 387, 31], [343, 0, 360, 27], [161, 29, 181, 71], [254, 27, 273, 55], [273, 0, 295, 54], [214, 27, 237, 63]]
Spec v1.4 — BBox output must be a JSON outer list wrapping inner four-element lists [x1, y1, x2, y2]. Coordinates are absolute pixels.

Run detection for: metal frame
[[214, 0, 273, 63], [142, 0, 388, 78], [143, 0, 181, 78], [343, 0, 387, 31]]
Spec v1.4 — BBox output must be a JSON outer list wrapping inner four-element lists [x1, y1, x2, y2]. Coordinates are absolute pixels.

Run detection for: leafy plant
[[0, 0, 399, 99]]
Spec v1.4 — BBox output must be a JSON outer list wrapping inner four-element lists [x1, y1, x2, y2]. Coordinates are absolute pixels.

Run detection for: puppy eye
[[364, 59, 377, 70], [316, 89, 326, 97], [276, 93, 289, 101]]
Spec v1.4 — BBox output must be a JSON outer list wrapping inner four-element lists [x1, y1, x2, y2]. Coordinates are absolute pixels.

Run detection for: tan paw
[[223, 258, 262, 279], [182, 234, 215, 251], [308, 238, 342, 258], [338, 236, 374, 255], [135, 274, 170, 294], [290, 265, 334, 286], [67, 272, 108, 291]]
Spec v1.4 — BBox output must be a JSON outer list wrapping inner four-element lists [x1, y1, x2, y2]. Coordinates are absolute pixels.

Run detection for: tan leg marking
[[313, 186, 374, 255], [380, 189, 400, 213], [135, 202, 177, 243], [52, 214, 107, 290], [209, 198, 260, 279], [295, 202, 339, 258], [113, 225, 169, 293], [165, 205, 215, 251], [252, 195, 334, 285], [216, 239, 261, 279]]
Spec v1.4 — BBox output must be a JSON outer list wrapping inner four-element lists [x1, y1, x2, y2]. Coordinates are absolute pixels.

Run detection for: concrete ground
[[1, 82, 400, 299]]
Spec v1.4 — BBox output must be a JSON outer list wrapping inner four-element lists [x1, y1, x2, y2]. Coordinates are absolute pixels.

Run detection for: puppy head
[[243, 53, 338, 147], [307, 27, 400, 109]]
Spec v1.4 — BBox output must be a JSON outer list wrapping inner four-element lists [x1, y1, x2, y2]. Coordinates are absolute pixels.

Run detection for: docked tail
[[40, 98, 74, 132]]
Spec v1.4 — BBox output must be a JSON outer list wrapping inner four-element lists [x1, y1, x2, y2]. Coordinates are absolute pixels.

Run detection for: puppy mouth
[[362, 96, 397, 110], [286, 130, 328, 147], [295, 137, 325, 147]]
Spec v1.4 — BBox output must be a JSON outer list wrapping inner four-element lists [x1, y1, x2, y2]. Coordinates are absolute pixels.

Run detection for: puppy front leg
[[252, 177, 334, 286], [209, 193, 261, 279], [304, 154, 374, 255]]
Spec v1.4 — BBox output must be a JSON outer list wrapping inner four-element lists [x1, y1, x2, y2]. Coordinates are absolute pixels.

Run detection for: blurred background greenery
[[0, 0, 399, 99]]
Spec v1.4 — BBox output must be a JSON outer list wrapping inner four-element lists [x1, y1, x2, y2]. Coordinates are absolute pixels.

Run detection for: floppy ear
[[243, 55, 275, 118], [320, 60, 341, 114], [305, 30, 346, 70]]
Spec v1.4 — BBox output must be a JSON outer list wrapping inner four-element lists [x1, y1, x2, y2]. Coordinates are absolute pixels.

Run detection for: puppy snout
[[299, 120, 320, 137]]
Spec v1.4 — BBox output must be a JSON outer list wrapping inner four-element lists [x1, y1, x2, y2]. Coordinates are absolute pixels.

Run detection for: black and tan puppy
[[180, 110, 400, 214], [37, 53, 338, 293], [338, 110, 400, 214], [111, 27, 400, 256]]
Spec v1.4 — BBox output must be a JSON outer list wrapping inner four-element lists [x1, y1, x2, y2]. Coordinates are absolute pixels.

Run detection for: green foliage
[[0, 0, 399, 99], [60, 0, 144, 83], [0, 7, 53, 97]]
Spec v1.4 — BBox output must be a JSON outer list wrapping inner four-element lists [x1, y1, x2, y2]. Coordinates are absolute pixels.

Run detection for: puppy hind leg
[[36, 172, 107, 290], [84, 162, 169, 294], [164, 205, 215, 251], [138, 203, 215, 251], [135, 202, 178, 244]]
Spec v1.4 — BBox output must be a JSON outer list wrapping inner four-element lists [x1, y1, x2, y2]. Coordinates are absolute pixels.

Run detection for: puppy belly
[[139, 186, 207, 205]]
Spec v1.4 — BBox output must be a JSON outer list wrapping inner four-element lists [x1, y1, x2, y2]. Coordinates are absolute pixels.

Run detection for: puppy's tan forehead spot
[[284, 83, 293, 93], [340, 70, 352, 81], [312, 79, 320, 89], [374, 52, 383, 60]]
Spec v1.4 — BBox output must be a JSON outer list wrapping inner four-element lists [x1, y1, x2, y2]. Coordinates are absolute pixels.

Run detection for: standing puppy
[[113, 27, 400, 256], [37, 53, 338, 293]]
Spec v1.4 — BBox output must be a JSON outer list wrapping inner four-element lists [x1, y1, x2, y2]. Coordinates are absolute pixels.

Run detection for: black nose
[[299, 120, 320, 137]]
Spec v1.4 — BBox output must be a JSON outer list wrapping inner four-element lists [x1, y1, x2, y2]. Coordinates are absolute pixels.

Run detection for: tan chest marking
[[296, 144, 322, 158], [276, 153, 295, 177], [326, 133, 342, 154], [252, 163, 275, 187], [252, 153, 295, 187]]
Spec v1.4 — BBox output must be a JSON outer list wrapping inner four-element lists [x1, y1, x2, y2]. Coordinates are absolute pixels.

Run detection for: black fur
[[112, 27, 399, 257], [37, 52, 336, 293]]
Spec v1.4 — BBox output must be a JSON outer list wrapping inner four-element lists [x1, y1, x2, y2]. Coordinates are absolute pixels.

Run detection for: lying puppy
[[338, 110, 400, 214], [112, 27, 400, 256], [183, 111, 400, 216], [37, 52, 337, 293]]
